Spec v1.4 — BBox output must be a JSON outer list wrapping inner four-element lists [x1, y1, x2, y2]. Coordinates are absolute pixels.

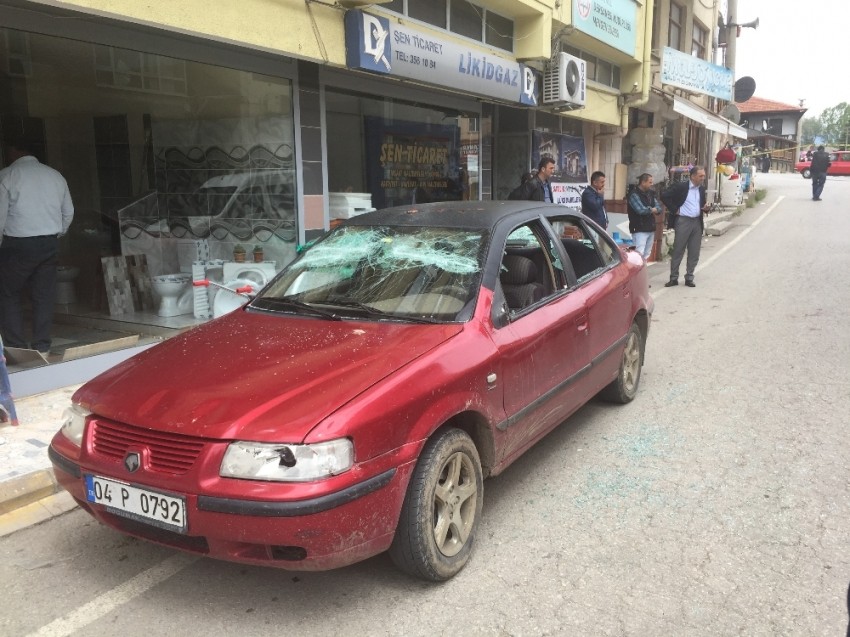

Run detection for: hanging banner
[[661, 47, 734, 101], [531, 130, 589, 210]]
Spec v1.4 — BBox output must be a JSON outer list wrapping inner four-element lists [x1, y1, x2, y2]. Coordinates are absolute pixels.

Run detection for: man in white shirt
[[0, 138, 74, 353], [660, 165, 710, 288]]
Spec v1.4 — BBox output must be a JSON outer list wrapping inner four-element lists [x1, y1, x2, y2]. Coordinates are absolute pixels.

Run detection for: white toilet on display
[[212, 261, 277, 318], [55, 265, 80, 305], [151, 273, 194, 317]]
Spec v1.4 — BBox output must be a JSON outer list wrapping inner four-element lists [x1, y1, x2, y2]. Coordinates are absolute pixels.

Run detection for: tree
[[801, 102, 850, 148], [800, 118, 822, 145]]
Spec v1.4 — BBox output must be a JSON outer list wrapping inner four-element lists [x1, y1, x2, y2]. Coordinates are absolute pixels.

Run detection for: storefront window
[[485, 11, 514, 52], [325, 88, 480, 210], [0, 26, 296, 365], [385, 1, 513, 53], [409, 0, 448, 29], [451, 0, 483, 41]]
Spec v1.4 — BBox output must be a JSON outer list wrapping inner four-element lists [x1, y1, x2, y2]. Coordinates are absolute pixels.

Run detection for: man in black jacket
[[513, 157, 555, 202], [660, 165, 710, 288], [810, 145, 831, 201], [627, 173, 660, 260]]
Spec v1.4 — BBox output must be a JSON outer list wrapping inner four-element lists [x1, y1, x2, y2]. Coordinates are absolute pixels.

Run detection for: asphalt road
[[2, 172, 848, 636]]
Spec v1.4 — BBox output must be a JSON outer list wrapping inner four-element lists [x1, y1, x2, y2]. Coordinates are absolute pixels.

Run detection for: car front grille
[[91, 418, 205, 474]]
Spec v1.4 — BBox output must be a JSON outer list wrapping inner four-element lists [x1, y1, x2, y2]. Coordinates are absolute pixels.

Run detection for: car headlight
[[220, 439, 354, 482], [60, 404, 91, 447]]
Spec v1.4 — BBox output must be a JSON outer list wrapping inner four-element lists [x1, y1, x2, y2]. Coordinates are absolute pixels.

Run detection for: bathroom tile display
[[125, 255, 155, 311], [192, 262, 212, 320], [118, 117, 299, 284], [101, 255, 155, 316], [101, 256, 135, 316]]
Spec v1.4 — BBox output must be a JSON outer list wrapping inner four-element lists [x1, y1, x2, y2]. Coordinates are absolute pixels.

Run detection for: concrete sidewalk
[[0, 385, 80, 537], [0, 205, 745, 538]]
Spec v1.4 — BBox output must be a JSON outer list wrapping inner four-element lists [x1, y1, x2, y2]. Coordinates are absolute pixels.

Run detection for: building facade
[[628, 0, 747, 192], [737, 96, 807, 173], [1, 0, 659, 373]]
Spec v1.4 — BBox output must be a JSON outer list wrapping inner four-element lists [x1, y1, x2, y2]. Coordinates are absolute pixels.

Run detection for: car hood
[[77, 310, 463, 442]]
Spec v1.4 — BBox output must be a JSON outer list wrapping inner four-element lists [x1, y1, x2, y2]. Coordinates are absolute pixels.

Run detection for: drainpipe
[[620, 0, 654, 127]]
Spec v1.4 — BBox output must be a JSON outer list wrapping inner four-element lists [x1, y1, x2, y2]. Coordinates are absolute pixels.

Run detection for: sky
[[733, 0, 849, 118]]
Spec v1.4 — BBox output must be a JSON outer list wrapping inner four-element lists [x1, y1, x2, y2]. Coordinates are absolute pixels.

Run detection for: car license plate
[[85, 474, 187, 533]]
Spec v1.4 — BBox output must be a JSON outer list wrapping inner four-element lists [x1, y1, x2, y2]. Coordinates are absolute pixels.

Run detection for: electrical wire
[[305, 0, 330, 63]]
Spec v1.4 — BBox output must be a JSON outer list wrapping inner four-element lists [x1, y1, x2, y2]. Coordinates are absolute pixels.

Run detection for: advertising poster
[[364, 117, 462, 209], [531, 130, 589, 210]]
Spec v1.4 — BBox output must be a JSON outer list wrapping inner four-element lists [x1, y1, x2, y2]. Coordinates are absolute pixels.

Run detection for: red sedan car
[[794, 150, 850, 178], [50, 201, 653, 581]]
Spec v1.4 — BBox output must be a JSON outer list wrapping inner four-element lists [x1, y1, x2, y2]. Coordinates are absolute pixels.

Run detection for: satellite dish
[[734, 77, 756, 103], [721, 103, 741, 123]]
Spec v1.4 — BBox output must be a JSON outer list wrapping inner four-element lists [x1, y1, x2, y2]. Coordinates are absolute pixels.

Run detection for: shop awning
[[673, 96, 748, 139]]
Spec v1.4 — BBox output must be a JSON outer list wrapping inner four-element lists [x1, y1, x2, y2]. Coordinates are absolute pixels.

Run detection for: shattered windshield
[[254, 225, 485, 322]]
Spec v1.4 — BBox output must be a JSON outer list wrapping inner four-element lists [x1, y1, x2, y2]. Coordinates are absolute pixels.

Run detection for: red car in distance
[[49, 201, 653, 581], [794, 150, 850, 178]]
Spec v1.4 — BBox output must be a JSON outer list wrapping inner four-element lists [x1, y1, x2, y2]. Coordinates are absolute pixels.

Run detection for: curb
[[0, 469, 62, 515], [0, 490, 77, 537]]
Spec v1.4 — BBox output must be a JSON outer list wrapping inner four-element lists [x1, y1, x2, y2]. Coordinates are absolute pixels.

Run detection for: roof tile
[[737, 96, 807, 114]]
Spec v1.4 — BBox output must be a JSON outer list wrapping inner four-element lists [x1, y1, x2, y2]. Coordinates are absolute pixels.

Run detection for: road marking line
[[653, 196, 785, 299], [26, 553, 197, 637]]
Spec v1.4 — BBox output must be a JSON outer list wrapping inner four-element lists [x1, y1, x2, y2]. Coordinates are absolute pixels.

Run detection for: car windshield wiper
[[317, 299, 438, 324], [250, 296, 342, 320]]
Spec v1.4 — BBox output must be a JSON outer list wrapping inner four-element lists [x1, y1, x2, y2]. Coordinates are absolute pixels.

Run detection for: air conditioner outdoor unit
[[542, 52, 586, 108]]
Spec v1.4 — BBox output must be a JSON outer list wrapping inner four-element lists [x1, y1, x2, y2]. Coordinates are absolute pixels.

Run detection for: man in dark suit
[[809, 145, 831, 201], [660, 165, 710, 288]]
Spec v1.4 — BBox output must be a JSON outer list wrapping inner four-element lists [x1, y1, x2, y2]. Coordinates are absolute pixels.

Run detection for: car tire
[[802, 168, 811, 179], [389, 428, 483, 581], [599, 323, 643, 404]]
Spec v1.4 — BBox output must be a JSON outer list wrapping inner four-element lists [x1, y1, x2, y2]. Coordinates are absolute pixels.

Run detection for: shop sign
[[364, 117, 464, 210], [345, 10, 540, 106], [572, 0, 637, 57], [661, 47, 733, 101]]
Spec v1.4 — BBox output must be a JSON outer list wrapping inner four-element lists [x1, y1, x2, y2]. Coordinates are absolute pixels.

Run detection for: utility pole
[[726, 0, 738, 74]]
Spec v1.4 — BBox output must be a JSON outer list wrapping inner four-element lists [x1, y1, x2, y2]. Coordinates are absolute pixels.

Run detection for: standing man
[[0, 137, 74, 353], [581, 171, 608, 229], [516, 156, 556, 202], [627, 173, 661, 260], [660, 165, 710, 288], [810, 145, 831, 201]]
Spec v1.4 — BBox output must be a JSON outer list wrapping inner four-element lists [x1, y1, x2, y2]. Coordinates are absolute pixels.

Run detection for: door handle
[[575, 314, 588, 332]]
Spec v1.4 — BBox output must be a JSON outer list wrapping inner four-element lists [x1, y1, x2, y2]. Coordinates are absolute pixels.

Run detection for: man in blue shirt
[[660, 165, 710, 288], [581, 171, 608, 229]]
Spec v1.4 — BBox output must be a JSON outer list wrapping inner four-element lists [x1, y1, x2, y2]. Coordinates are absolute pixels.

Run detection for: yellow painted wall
[[50, 0, 560, 65], [49, 0, 634, 126], [51, 0, 348, 65]]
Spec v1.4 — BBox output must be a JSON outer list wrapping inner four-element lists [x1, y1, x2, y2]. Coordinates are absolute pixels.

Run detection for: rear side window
[[545, 215, 617, 283], [498, 222, 566, 314], [583, 225, 619, 267]]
